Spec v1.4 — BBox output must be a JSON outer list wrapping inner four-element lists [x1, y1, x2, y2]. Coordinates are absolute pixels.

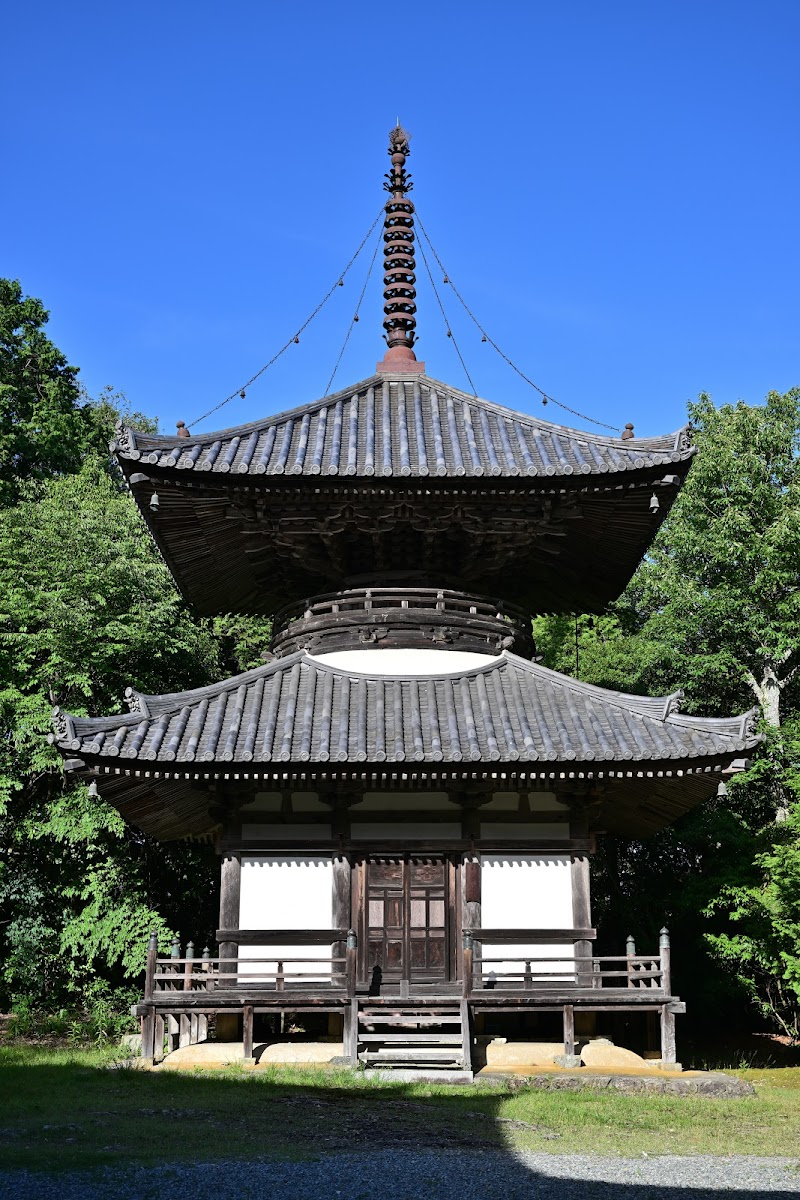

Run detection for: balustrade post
[[143, 930, 158, 1001], [276, 960, 285, 992], [170, 935, 181, 991], [626, 934, 636, 988], [462, 929, 474, 998], [183, 941, 195, 991], [659, 927, 672, 994]]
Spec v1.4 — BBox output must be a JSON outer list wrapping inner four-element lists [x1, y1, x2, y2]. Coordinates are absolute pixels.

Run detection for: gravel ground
[[1, 1152, 799, 1199]]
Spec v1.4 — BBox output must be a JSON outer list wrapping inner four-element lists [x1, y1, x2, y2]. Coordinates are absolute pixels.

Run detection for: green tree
[[0, 459, 223, 1007], [536, 388, 800, 1038], [0, 280, 94, 504]]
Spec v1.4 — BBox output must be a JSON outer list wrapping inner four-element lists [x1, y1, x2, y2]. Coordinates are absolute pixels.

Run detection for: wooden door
[[363, 857, 450, 983]]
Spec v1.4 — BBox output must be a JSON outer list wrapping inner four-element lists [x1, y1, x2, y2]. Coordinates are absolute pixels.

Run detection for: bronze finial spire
[[376, 124, 424, 374]]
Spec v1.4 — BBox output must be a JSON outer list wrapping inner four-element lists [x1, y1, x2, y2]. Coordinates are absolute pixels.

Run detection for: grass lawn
[[1, 1045, 799, 1171]]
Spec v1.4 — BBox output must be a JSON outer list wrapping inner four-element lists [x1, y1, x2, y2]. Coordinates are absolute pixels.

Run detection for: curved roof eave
[[111, 373, 695, 484]]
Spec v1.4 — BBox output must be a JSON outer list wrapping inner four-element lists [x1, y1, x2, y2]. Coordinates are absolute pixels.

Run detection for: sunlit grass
[[1, 1046, 800, 1171]]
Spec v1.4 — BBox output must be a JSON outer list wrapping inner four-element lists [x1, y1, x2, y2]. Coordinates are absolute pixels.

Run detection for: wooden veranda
[[136, 927, 683, 1073]]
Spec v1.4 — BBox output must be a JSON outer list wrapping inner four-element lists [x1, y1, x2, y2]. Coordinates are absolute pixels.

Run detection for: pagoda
[[51, 127, 759, 1075]]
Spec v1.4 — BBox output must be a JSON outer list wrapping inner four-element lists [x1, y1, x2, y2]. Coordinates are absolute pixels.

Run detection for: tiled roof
[[113, 374, 694, 482], [52, 652, 758, 769]]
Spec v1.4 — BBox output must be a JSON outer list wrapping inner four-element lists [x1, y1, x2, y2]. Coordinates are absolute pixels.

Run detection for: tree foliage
[[0, 280, 94, 505], [537, 388, 800, 1036], [0, 280, 269, 1013]]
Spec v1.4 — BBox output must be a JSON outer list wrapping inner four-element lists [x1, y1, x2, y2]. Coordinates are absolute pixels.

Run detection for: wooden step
[[358, 1014, 461, 1025], [360, 1048, 464, 1063], [358, 1033, 462, 1044]]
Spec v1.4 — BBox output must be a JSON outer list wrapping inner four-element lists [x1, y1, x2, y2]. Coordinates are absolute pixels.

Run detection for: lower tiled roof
[[52, 652, 759, 768]]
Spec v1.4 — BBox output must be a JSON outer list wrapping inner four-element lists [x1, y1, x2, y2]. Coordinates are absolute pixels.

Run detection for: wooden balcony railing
[[144, 930, 359, 1001], [461, 928, 672, 997]]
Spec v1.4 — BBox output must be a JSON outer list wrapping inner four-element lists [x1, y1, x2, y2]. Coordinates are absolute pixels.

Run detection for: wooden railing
[[461, 928, 672, 997], [144, 930, 359, 1000]]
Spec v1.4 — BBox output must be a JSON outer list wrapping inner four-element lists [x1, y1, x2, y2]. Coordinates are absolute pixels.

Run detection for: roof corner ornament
[[675, 425, 695, 453], [740, 706, 761, 740], [124, 687, 149, 717], [50, 707, 77, 748], [661, 690, 684, 720], [112, 419, 134, 455], [376, 125, 425, 375]]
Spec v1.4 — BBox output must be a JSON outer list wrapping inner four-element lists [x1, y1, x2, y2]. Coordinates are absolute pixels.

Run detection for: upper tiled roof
[[52, 651, 757, 769], [113, 374, 694, 483]]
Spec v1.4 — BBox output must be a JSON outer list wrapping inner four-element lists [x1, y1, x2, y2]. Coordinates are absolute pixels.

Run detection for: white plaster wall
[[480, 854, 574, 981], [239, 856, 333, 979], [311, 648, 495, 675]]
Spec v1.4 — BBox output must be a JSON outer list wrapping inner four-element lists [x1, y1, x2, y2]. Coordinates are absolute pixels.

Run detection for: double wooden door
[[361, 857, 454, 984]]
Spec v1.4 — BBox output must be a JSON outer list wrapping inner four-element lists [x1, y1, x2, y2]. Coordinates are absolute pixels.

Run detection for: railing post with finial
[[462, 929, 474, 998], [658, 927, 677, 1064], [144, 930, 158, 1001], [170, 935, 181, 991], [626, 934, 636, 989], [141, 930, 159, 1061], [659, 927, 671, 994], [183, 941, 195, 992]]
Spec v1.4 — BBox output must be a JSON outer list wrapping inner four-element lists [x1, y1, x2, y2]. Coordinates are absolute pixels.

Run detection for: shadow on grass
[[0, 1047, 797, 1198]]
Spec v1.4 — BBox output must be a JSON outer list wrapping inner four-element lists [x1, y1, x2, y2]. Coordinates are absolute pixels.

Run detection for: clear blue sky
[[4, 1, 798, 438]]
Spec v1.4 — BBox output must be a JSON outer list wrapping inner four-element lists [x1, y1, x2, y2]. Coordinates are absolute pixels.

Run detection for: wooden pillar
[[154, 1014, 165, 1062], [343, 997, 359, 1066], [572, 853, 595, 1036], [461, 854, 481, 981], [563, 1004, 575, 1057], [141, 1008, 156, 1061], [332, 855, 351, 976], [217, 852, 241, 1042], [218, 853, 242, 958], [243, 1005, 254, 1061], [660, 1006, 677, 1064]]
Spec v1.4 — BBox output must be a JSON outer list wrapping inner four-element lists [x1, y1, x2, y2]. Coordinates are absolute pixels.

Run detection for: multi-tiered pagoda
[[51, 128, 758, 1076]]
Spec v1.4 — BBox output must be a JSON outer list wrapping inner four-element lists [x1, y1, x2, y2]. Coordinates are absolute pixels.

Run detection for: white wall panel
[[480, 854, 574, 981], [239, 856, 333, 979]]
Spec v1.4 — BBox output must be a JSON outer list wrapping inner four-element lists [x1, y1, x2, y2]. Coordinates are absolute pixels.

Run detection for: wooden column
[[563, 1004, 575, 1057], [243, 1005, 254, 1061], [217, 852, 241, 1042], [141, 1009, 156, 1060], [572, 853, 595, 1036], [332, 854, 351, 978], [343, 997, 359, 1066], [218, 853, 242, 959], [461, 854, 481, 978]]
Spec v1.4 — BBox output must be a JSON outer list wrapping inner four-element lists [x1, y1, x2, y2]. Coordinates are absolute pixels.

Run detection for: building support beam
[[217, 851, 241, 1041]]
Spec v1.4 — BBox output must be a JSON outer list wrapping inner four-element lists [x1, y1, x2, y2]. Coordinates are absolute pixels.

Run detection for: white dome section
[[310, 648, 497, 676]]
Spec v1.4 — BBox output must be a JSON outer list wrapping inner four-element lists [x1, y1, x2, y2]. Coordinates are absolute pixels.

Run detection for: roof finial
[[376, 125, 424, 374]]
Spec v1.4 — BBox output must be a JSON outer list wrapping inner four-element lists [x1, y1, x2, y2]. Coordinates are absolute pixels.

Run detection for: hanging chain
[[415, 213, 621, 433], [416, 230, 477, 397], [186, 208, 384, 431], [324, 222, 383, 396]]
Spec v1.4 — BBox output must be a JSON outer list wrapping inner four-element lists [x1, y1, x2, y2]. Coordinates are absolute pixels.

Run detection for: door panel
[[363, 856, 450, 982]]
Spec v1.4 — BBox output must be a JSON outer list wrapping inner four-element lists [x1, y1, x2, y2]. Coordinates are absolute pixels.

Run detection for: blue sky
[[4, 1, 798, 438]]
